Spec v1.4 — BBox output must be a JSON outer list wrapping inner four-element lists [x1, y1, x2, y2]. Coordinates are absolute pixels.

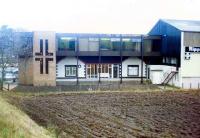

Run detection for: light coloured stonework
[[33, 31, 56, 86], [18, 57, 33, 85], [184, 32, 200, 46]]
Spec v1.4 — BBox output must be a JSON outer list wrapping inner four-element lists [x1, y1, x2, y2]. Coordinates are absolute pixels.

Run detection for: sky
[[0, 0, 200, 34]]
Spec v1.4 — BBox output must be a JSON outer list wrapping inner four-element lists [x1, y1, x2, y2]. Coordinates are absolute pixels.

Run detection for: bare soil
[[8, 91, 200, 138]]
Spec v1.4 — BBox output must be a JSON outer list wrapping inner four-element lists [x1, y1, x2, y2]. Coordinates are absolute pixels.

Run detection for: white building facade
[[149, 19, 200, 89], [56, 57, 146, 82], [18, 19, 200, 89]]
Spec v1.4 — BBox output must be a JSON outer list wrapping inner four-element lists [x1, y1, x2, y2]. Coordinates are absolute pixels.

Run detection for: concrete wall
[[149, 65, 178, 85], [18, 57, 33, 85], [33, 31, 56, 86], [180, 32, 200, 89]]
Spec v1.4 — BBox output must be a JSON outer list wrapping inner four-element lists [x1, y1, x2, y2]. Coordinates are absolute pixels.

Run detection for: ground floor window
[[87, 64, 98, 78], [128, 65, 139, 76], [87, 64, 112, 78], [65, 65, 77, 77]]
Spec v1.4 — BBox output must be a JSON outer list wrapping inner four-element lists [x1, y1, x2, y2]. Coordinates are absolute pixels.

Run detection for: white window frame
[[65, 65, 77, 77], [127, 65, 139, 76], [86, 64, 112, 78]]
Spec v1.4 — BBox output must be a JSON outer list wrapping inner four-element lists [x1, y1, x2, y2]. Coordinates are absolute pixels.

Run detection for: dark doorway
[[113, 66, 118, 78]]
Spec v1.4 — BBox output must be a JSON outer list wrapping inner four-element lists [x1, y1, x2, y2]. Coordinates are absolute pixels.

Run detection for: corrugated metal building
[[148, 19, 200, 88]]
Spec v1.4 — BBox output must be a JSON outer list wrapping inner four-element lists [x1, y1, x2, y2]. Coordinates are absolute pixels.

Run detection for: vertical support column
[[76, 37, 79, 85], [147, 60, 150, 79], [98, 37, 101, 83], [140, 35, 144, 84], [120, 35, 123, 84]]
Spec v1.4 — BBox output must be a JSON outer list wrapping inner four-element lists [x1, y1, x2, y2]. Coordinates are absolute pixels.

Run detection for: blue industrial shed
[[149, 19, 200, 67]]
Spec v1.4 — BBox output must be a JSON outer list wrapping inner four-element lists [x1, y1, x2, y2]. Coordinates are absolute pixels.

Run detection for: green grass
[[0, 94, 54, 138]]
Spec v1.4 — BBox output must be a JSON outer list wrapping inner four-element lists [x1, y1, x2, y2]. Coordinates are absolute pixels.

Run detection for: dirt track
[[10, 91, 200, 138]]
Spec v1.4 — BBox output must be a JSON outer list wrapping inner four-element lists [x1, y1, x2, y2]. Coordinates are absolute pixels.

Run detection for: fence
[[12, 82, 159, 93], [181, 82, 200, 89]]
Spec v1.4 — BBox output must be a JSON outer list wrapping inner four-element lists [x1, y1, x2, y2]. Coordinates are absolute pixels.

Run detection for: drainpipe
[[98, 36, 101, 83], [76, 37, 79, 85], [141, 35, 144, 84], [120, 34, 123, 84]]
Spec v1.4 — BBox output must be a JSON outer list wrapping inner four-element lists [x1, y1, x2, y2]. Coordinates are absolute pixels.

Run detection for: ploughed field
[[10, 91, 200, 138]]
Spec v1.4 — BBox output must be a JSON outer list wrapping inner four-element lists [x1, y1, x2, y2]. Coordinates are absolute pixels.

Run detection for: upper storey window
[[152, 39, 161, 52], [100, 38, 121, 50], [143, 39, 161, 52], [58, 37, 76, 51], [111, 38, 120, 51], [89, 38, 99, 42], [132, 38, 141, 52], [100, 38, 111, 50], [122, 38, 141, 51], [88, 37, 99, 51]]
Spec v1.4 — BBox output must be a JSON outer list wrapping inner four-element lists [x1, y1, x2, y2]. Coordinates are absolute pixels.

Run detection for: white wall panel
[[122, 57, 146, 77], [57, 57, 85, 78]]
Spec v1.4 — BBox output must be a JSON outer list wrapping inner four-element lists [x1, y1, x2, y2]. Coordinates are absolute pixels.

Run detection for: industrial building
[[149, 19, 200, 88], [18, 19, 200, 89]]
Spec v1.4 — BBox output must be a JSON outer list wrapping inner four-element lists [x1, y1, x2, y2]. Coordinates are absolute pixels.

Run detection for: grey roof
[[161, 19, 200, 32]]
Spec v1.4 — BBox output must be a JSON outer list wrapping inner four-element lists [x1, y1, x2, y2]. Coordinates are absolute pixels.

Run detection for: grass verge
[[0, 94, 54, 138]]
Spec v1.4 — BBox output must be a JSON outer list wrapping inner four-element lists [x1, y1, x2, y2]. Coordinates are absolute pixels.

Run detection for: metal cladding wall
[[148, 20, 181, 66]]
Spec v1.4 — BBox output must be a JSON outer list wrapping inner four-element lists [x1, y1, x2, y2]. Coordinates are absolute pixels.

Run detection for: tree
[[16, 32, 33, 85], [0, 25, 15, 90]]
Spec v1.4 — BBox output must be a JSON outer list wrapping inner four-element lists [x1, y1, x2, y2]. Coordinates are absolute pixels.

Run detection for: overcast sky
[[0, 0, 199, 34]]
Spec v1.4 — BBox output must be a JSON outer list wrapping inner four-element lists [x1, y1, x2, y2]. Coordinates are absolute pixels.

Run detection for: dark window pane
[[40, 39, 43, 54], [45, 58, 53, 74], [122, 39, 133, 50], [45, 39, 48, 55], [152, 39, 161, 52], [46, 59, 49, 74], [100, 38, 111, 50], [40, 59, 43, 74], [58, 37, 76, 51], [122, 38, 141, 51], [112, 41, 120, 50], [69, 40, 75, 50]]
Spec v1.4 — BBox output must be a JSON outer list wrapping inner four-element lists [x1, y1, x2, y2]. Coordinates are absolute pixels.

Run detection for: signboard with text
[[185, 47, 200, 52]]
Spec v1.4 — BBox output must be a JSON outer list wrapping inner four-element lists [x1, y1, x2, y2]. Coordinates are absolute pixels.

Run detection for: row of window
[[64, 64, 139, 78], [162, 57, 177, 65], [58, 37, 142, 51], [58, 37, 161, 52]]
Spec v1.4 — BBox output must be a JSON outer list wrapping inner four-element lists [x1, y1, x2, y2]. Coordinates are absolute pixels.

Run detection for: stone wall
[[18, 57, 33, 85], [33, 31, 56, 86]]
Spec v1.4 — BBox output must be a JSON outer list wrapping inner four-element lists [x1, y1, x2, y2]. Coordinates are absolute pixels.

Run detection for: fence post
[[190, 83, 192, 89], [8, 83, 10, 91], [76, 84, 78, 91], [198, 83, 200, 89], [182, 83, 184, 89]]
